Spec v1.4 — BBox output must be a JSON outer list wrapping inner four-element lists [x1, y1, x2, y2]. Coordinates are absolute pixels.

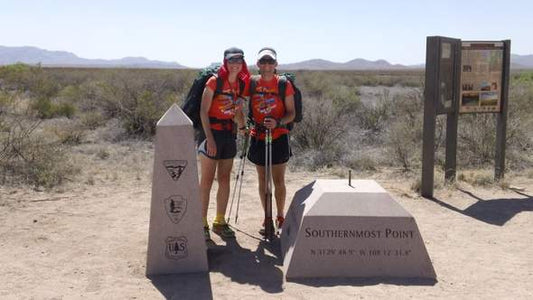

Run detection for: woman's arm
[[279, 94, 295, 126], [200, 87, 216, 156]]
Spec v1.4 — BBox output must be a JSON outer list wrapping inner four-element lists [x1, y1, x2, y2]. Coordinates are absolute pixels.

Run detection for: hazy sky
[[1, 0, 531, 68]]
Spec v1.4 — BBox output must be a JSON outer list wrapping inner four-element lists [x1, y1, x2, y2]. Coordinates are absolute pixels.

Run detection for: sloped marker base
[[281, 179, 436, 280]]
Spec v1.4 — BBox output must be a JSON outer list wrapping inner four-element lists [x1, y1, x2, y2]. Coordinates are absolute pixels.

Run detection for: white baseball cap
[[257, 47, 277, 61]]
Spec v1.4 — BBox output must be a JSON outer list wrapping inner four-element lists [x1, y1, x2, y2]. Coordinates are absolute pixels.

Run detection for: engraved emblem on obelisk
[[164, 195, 187, 224], [164, 160, 187, 181], [165, 236, 188, 260]]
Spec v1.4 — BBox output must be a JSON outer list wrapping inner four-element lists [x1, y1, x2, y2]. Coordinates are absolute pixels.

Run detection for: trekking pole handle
[[263, 116, 278, 130]]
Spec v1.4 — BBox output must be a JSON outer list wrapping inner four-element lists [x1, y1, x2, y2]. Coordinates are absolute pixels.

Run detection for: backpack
[[248, 72, 303, 130], [181, 66, 245, 129]]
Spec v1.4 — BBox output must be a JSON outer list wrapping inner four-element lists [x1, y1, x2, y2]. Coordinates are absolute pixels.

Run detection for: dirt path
[[1, 167, 532, 299]]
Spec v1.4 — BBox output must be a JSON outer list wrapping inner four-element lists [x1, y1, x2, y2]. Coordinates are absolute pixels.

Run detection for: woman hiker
[[247, 47, 295, 235], [199, 47, 250, 240]]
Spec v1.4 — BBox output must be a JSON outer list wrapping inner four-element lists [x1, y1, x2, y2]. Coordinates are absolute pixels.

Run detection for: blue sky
[[1, 0, 532, 68]]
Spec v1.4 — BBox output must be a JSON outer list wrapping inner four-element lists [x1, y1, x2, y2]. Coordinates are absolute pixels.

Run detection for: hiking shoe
[[204, 226, 212, 241], [212, 223, 235, 238]]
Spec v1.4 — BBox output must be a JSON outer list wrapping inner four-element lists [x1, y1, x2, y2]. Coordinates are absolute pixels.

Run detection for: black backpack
[[248, 73, 303, 130], [181, 66, 245, 129]]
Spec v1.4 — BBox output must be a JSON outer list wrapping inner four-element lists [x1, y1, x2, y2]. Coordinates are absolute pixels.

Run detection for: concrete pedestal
[[281, 179, 436, 280]]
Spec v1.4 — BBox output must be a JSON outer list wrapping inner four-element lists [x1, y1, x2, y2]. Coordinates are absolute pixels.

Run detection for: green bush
[[31, 97, 76, 119]]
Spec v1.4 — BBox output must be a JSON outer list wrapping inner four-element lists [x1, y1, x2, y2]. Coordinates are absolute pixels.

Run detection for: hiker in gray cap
[[198, 47, 250, 240]]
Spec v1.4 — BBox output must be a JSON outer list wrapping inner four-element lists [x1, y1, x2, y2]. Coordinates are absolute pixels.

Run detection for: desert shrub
[[289, 95, 351, 169], [80, 111, 106, 129], [291, 70, 424, 90], [54, 102, 76, 118], [458, 171, 494, 186], [96, 148, 110, 160], [357, 90, 393, 139], [345, 153, 378, 171], [324, 84, 361, 112], [290, 148, 343, 171], [291, 96, 348, 152], [386, 119, 420, 171], [0, 63, 34, 90], [0, 64, 60, 98], [90, 70, 180, 137], [0, 118, 78, 187], [47, 119, 86, 145], [31, 97, 76, 119], [506, 72, 533, 169], [457, 114, 497, 166], [0, 90, 14, 116], [383, 89, 425, 170]]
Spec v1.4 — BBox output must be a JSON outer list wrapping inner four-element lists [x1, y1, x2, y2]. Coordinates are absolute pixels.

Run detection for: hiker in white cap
[[246, 47, 295, 236]]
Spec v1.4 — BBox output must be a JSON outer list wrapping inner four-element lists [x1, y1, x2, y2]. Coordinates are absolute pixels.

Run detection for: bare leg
[[255, 165, 266, 210], [272, 163, 287, 217], [215, 158, 234, 217], [199, 154, 217, 221]]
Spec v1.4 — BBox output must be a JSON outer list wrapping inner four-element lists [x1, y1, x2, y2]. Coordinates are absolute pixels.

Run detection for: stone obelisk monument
[[146, 104, 208, 275]]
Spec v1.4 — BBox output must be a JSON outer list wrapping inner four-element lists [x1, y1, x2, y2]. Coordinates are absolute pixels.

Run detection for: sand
[[1, 161, 532, 299]]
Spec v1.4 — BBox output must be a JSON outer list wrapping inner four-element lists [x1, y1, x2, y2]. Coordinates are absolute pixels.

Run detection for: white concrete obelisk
[[146, 104, 208, 275]]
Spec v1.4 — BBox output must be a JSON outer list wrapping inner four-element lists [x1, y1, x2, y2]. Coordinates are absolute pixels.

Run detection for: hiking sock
[[213, 214, 226, 225], [276, 215, 285, 227]]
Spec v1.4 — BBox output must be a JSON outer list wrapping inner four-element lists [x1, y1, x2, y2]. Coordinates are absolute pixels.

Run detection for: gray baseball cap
[[224, 47, 244, 60]]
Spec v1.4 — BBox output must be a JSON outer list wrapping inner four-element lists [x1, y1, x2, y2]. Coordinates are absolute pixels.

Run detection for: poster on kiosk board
[[460, 41, 504, 113]]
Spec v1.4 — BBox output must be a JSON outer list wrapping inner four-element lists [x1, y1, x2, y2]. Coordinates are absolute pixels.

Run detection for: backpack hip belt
[[209, 117, 234, 131]]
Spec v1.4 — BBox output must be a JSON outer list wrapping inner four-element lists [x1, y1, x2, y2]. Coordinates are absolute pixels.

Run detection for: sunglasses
[[227, 57, 244, 64], [259, 58, 276, 65]]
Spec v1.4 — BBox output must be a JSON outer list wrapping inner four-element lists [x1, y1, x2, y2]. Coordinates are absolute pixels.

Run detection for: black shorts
[[247, 134, 291, 166], [198, 130, 236, 160]]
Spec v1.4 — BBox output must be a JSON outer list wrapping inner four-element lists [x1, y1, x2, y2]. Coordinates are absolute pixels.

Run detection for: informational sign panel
[[437, 41, 457, 114], [460, 42, 504, 113], [423, 36, 510, 198]]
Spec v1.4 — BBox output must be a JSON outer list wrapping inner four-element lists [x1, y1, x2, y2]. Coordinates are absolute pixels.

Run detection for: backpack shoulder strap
[[248, 75, 260, 121], [214, 76, 223, 94], [214, 75, 223, 94], [278, 75, 287, 102], [238, 78, 245, 95], [214, 76, 246, 96], [249, 75, 260, 96]]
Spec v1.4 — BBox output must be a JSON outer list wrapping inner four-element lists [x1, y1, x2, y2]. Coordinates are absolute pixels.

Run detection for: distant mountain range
[[511, 54, 533, 69], [279, 58, 410, 70], [1, 45, 533, 70], [0, 46, 186, 69], [280, 55, 533, 70]]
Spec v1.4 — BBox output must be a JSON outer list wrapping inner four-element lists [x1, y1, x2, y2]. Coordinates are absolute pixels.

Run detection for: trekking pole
[[227, 134, 247, 223], [264, 128, 274, 240], [234, 132, 250, 224]]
